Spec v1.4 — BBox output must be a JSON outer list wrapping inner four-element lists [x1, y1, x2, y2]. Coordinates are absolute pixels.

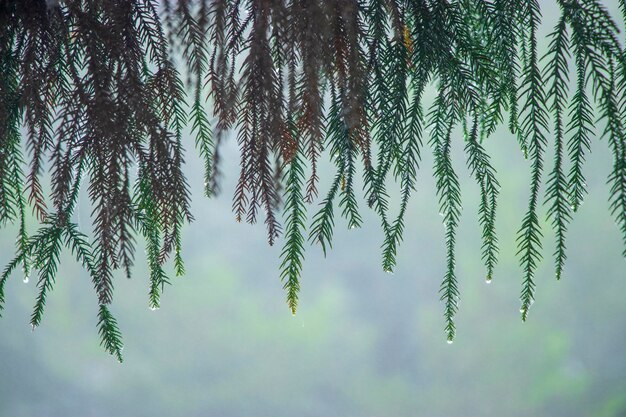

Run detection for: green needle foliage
[[0, 0, 625, 360]]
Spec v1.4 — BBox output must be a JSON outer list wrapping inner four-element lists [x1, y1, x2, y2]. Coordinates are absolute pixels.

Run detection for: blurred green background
[[1, 2, 626, 416]]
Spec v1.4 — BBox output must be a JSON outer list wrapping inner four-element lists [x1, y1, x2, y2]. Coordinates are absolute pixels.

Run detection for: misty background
[[1, 1, 625, 416]]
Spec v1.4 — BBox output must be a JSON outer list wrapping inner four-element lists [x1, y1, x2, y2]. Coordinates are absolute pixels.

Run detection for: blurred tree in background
[[0, 0, 625, 363]]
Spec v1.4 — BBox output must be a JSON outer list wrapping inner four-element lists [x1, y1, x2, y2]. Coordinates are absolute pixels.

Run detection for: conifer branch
[[544, 15, 572, 280], [97, 304, 124, 363], [430, 87, 462, 343], [279, 134, 307, 315], [1, 0, 625, 354], [465, 113, 500, 282], [516, 0, 548, 320]]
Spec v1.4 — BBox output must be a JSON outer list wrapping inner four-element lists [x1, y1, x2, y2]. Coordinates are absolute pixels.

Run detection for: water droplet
[[438, 212, 445, 217], [520, 308, 526, 314], [23, 276, 29, 284], [447, 339, 453, 345], [149, 306, 159, 311], [485, 277, 492, 284], [383, 267, 394, 275], [349, 225, 356, 229]]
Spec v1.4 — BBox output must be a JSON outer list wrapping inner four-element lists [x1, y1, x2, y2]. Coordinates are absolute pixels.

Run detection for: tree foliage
[[0, 0, 625, 360]]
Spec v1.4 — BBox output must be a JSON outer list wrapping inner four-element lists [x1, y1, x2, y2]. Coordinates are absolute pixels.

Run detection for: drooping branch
[[0, 0, 624, 360]]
